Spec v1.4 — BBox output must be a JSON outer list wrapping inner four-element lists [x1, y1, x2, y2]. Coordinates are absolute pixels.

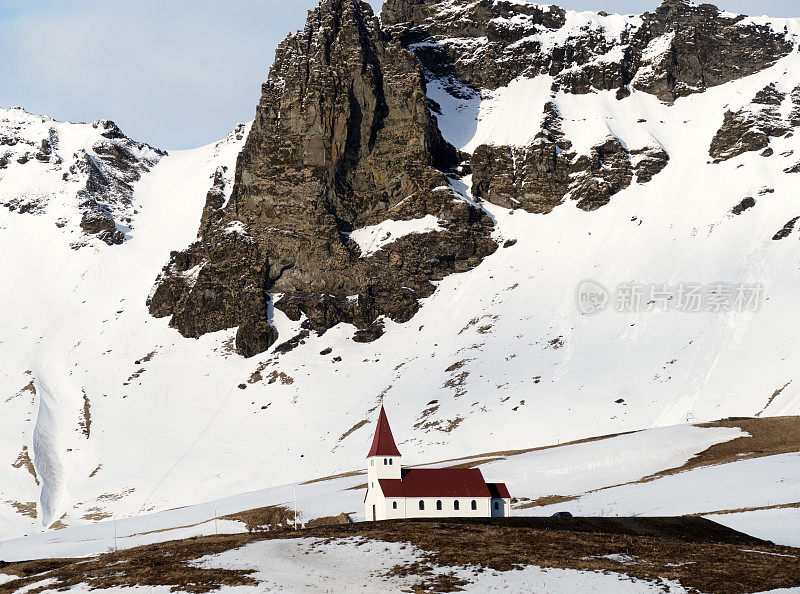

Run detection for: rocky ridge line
[[148, 0, 496, 357]]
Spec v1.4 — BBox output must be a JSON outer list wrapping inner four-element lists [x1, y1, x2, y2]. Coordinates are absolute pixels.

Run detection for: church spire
[[367, 405, 401, 457]]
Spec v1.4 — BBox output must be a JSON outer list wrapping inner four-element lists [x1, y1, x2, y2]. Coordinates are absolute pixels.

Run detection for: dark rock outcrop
[[71, 120, 164, 245], [630, 1, 792, 102], [773, 216, 800, 240], [709, 84, 791, 163], [0, 109, 163, 243], [148, 0, 496, 357], [382, 0, 792, 100], [731, 197, 756, 215], [471, 103, 662, 214], [631, 147, 670, 183]]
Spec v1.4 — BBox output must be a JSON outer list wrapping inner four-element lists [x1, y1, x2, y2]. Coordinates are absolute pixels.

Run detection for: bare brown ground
[[517, 494, 579, 509], [219, 505, 295, 532], [0, 534, 262, 594], [698, 501, 800, 516], [305, 512, 353, 528], [48, 516, 68, 530], [81, 507, 112, 521], [5, 501, 36, 519], [685, 416, 800, 470], [11, 446, 39, 485], [1, 518, 797, 594], [300, 469, 363, 485], [756, 382, 792, 417], [337, 419, 369, 442], [346, 482, 368, 490]]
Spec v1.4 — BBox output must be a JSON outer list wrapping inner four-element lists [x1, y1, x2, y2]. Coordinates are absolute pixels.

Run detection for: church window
[[454, 500, 460, 510], [419, 500, 425, 510], [383, 458, 387, 465], [471, 500, 477, 510], [392, 501, 397, 509], [389, 458, 393, 465], [436, 500, 442, 510], [494, 501, 499, 510]]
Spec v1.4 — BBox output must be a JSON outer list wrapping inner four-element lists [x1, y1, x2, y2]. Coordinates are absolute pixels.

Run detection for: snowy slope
[[2, 2, 800, 553], [4, 420, 797, 561]]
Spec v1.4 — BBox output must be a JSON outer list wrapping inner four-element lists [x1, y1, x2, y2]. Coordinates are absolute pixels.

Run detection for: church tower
[[366, 405, 402, 486]]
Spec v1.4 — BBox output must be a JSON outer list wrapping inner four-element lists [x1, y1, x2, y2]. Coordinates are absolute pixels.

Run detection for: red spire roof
[[367, 405, 401, 457]]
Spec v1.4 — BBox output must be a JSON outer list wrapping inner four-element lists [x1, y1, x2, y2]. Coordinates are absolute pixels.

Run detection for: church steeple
[[367, 405, 401, 458], [366, 405, 402, 482]]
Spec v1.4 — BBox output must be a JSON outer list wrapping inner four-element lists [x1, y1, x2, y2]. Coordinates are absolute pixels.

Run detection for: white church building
[[364, 406, 511, 521]]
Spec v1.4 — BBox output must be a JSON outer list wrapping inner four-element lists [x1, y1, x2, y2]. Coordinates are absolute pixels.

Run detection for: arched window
[[494, 501, 499, 510], [419, 500, 425, 510], [392, 501, 398, 510], [389, 458, 393, 465], [471, 500, 477, 510], [436, 500, 442, 511], [454, 500, 460, 511], [383, 458, 387, 465]]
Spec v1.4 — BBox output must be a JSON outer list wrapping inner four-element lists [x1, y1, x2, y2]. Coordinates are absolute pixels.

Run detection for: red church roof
[[378, 468, 493, 498], [367, 406, 401, 457], [487, 482, 511, 499]]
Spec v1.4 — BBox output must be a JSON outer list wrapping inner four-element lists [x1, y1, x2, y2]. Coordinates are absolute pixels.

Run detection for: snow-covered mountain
[[2, 0, 800, 546]]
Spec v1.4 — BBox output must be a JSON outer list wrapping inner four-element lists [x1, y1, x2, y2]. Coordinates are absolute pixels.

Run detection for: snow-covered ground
[[8, 537, 691, 594], [479, 424, 745, 499], [348, 215, 445, 257], [530, 452, 800, 519], [713, 508, 800, 549], [3, 420, 797, 561], [187, 537, 690, 594]]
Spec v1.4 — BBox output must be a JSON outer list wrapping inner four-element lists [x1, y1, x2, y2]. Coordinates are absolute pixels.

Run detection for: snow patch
[[348, 215, 445, 257]]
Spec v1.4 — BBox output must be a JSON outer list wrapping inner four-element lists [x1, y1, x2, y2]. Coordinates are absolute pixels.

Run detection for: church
[[364, 406, 511, 521]]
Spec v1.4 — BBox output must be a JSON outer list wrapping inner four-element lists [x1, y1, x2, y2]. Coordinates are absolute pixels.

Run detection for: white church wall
[[383, 497, 407, 520], [491, 498, 511, 517], [367, 456, 402, 481], [364, 485, 385, 521], [399, 497, 491, 518]]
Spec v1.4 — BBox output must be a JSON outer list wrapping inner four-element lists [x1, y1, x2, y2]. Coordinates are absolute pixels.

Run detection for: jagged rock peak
[[382, 0, 792, 100], [0, 106, 164, 246], [148, 0, 495, 357]]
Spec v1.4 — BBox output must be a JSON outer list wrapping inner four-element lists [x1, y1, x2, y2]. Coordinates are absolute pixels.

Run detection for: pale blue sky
[[0, 0, 796, 149]]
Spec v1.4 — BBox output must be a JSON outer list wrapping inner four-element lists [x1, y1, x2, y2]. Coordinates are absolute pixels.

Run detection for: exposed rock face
[[471, 103, 667, 214], [72, 121, 164, 245], [383, 0, 571, 90], [0, 109, 164, 245], [630, 2, 792, 101], [147, 0, 796, 355], [773, 216, 800, 240], [148, 0, 496, 357], [709, 84, 794, 162], [383, 0, 792, 100], [731, 197, 756, 215]]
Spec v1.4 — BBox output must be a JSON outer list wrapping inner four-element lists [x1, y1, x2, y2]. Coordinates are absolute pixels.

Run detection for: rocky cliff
[[382, 0, 791, 98], [148, 0, 496, 357], [148, 0, 798, 356]]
